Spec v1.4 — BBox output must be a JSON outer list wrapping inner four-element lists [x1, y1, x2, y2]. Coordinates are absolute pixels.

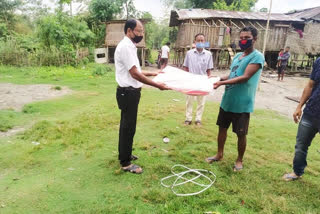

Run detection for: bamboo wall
[[174, 19, 291, 52], [286, 23, 320, 55]]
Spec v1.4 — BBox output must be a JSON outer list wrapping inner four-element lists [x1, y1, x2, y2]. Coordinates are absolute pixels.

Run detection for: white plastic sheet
[[153, 66, 220, 95]]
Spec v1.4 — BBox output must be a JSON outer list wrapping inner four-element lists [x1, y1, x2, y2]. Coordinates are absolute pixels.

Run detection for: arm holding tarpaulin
[[153, 66, 220, 96]]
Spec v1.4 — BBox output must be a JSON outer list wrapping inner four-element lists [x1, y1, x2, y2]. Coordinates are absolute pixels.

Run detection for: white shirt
[[161, 45, 170, 58], [183, 49, 214, 75], [115, 36, 143, 88]]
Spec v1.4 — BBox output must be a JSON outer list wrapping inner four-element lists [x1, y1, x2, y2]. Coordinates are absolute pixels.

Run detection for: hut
[[104, 19, 148, 67], [285, 6, 320, 70], [169, 7, 320, 70]]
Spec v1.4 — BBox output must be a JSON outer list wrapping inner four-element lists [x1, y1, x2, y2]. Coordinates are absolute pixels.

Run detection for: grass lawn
[[0, 64, 319, 213]]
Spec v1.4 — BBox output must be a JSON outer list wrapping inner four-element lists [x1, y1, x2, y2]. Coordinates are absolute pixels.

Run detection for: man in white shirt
[[115, 19, 169, 174], [160, 42, 170, 69], [183, 33, 214, 126]]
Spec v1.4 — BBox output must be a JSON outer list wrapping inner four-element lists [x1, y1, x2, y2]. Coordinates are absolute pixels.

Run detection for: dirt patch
[[0, 126, 26, 138], [0, 83, 72, 111]]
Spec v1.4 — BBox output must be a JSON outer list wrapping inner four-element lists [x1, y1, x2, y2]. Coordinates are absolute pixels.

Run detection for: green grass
[[0, 64, 319, 213]]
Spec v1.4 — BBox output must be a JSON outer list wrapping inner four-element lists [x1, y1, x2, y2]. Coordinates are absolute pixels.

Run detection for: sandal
[[233, 164, 243, 172], [283, 173, 301, 181], [205, 156, 221, 164], [122, 164, 143, 174], [130, 155, 139, 161]]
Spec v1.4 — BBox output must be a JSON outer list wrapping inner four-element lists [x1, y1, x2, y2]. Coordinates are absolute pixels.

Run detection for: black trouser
[[116, 86, 141, 167]]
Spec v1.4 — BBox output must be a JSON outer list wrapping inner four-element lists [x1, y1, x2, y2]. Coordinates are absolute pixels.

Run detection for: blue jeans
[[293, 114, 320, 176]]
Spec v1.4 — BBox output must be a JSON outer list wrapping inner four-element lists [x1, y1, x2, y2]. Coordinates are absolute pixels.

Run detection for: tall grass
[[0, 38, 92, 66]]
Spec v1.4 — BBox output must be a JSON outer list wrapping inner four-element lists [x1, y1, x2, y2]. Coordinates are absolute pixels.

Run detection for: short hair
[[280, 48, 284, 51], [194, 33, 205, 40], [240, 26, 258, 38], [124, 19, 137, 34], [166, 42, 171, 46], [285, 46, 290, 49]]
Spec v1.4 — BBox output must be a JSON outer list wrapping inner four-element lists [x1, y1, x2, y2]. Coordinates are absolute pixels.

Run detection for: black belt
[[117, 86, 141, 91]]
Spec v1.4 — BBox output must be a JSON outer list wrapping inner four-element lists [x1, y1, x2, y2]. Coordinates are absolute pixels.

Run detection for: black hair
[[240, 26, 258, 38], [280, 48, 284, 51], [124, 19, 137, 34], [194, 33, 205, 40], [166, 42, 171, 46]]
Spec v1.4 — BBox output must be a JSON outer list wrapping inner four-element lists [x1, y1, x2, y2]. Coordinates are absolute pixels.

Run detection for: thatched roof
[[170, 9, 304, 27]]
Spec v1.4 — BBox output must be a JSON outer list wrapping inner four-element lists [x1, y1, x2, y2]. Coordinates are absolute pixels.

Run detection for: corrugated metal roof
[[286, 6, 320, 21], [176, 9, 302, 21]]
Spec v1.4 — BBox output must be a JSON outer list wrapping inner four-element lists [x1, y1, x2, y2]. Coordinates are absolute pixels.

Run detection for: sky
[[43, 0, 320, 18]]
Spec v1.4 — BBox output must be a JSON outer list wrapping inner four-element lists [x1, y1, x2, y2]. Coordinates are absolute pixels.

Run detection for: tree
[[37, 14, 95, 49], [121, 0, 141, 19], [0, 0, 22, 25], [89, 0, 122, 22], [163, 0, 257, 11], [213, 0, 257, 11]]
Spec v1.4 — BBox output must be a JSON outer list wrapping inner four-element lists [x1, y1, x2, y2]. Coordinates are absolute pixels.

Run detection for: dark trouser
[[116, 86, 141, 167], [293, 114, 320, 176]]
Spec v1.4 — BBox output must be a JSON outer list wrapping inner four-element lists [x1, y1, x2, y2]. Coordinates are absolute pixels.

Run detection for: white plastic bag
[[153, 66, 220, 95]]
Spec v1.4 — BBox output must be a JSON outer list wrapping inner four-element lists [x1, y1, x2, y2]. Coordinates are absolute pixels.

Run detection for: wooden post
[[106, 46, 109, 64], [142, 48, 145, 68]]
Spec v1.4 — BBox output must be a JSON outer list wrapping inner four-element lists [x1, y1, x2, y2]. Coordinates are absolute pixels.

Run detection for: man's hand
[[293, 106, 302, 123], [157, 83, 171, 90], [214, 81, 223, 89]]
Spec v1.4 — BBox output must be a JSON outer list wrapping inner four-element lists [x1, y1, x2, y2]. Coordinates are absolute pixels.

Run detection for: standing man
[[115, 19, 169, 174], [160, 42, 170, 69], [278, 46, 291, 81], [183, 33, 214, 126], [205, 26, 265, 171], [283, 57, 320, 181]]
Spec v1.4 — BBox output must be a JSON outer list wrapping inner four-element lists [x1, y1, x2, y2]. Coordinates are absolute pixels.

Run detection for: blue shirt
[[221, 49, 265, 113], [304, 57, 320, 119], [280, 52, 290, 66]]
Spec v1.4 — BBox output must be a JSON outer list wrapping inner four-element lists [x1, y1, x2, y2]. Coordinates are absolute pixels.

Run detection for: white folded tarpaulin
[[153, 66, 220, 95]]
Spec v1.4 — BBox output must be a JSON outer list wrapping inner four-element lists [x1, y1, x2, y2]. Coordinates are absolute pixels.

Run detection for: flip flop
[[122, 164, 143, 174], [130, 155, 139, 161], [283, 173, 301, 181], [205, 157, 221, 164], [233, 165, 243, 172]]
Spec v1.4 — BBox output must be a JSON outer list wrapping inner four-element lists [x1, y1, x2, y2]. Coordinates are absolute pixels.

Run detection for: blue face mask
[[196, 42, 206, 49]]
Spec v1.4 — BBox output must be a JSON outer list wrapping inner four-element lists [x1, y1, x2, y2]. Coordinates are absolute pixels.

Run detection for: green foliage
[[0, 23, 9, 38], [142, 13, 172, 50], [0, 36, 92, 66], [91, 64, 113, 76], [121, 0, 141, 19], [165, 0, 257, 11], [89, 0, 122, 22], [213, 0, 257, 11], [0, 0, 22, 25], [37, 14, 95, 49]]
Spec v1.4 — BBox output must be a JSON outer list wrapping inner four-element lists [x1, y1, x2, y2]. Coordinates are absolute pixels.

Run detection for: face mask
[[239, 39, 253, 51], [196, 42, 205, 49], [132, 32, 143, 44]]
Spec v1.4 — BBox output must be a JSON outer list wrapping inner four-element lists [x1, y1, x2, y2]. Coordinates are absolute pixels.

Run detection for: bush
[[92, 64, 113, 76], [37, 14, 95, 49]]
